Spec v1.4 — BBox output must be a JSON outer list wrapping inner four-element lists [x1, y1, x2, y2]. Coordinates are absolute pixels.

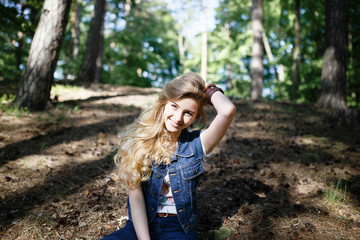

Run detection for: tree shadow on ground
[[0, 150, 116, 229], [197, 174, 274, 238], [236, 100, 360, 151], [345, 174, 360, 202], [195, 100, 360, 239], [55, 89, 158, 107], [0, 107, 140, 166]]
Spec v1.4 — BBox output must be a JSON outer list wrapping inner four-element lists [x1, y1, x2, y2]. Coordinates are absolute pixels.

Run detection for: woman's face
[[163, 98, 199, 137]]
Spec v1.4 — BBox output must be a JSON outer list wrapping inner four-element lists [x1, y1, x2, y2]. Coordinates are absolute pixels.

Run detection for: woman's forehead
[[169, 98, 199, 111]]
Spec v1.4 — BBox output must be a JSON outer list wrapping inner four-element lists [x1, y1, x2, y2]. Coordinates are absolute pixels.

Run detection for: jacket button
[[193, 167, 197, 174], [151, 208, 155, 211], [153, 191, 157, 195], [156, 174, 161, 179]]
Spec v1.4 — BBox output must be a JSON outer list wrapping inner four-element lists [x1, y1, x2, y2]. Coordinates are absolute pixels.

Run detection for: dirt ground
[[0, 83, 359, 240]]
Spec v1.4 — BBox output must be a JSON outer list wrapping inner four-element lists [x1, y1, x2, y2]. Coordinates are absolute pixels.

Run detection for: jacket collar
[[170, 129, 194, 161]]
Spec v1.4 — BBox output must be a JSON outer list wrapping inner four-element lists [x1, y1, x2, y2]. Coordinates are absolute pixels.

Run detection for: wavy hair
[[114, 72, 207, 189]]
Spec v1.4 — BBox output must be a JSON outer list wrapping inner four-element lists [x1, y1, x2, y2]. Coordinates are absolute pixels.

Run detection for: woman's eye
[[185, 112, 193, 116], [171, 104, 177, 108]]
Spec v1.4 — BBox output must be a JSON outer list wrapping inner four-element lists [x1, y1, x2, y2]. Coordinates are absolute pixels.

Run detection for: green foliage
[[190, 0, 253, 98], [1, 0, 360, 107], [52, 84, 82, 94], [0, 1, 43, 82], [0, 93, 29, 116], [347, 1, 360, 107], [324, 176, 347, 205], [210, 226, 232, 240], [100, 0, 180, 87], [123, 104, 136, 112]]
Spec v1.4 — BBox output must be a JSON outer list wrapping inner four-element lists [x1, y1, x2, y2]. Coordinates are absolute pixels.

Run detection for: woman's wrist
[[205, 84, 224, 106]]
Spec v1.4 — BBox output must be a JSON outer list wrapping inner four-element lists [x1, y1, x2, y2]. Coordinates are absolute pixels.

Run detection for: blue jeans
[[100, 216, 199, 240]]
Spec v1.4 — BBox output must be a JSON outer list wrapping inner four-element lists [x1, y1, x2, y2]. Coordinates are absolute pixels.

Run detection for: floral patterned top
[[156, 170, 177, 214]]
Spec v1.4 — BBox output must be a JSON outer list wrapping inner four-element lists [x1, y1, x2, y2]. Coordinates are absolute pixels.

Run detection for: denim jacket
[[128, 128, 205, 233]]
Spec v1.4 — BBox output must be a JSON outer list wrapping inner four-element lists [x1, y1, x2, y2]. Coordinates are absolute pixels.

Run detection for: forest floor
[[0, 83, 360, 240]]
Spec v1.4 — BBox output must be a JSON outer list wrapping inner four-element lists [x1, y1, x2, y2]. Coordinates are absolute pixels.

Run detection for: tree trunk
[[124, 0, 131, 23], [78, 0, 106, 83], [317, 0, 348, 110], [250, 0, 264, 100], [200, 0, 208, 81], [95, 14, 105, 84], [63, 37, 73, 82], [262, 31, 281, 97], [16, 0, 72, 111], [73, 0, 81, 59], [178, 31, 189, 74], [291, 0, 301, 101], [226, 64, 233, 90], [64, 0, 81, 81]]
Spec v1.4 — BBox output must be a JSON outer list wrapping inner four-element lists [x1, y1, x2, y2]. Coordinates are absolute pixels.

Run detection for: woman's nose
[[174, 111, 183, 122]]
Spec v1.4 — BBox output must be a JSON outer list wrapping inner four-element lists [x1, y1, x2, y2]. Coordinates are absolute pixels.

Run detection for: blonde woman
[[101, 72, 236, 240]]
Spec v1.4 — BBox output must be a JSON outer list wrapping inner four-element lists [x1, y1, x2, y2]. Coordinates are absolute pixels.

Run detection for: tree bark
[[73, 0, 81, 59], [78, 0, 106, 83], [64, 0, 81, 81], [200, 0, 208, 81], [178, 31, 189, 74], [250, 0, 264, 100], [318, 0, 348, 110], [16, 0, 72, 111], [226, 64, 233, 90], [291, 0, 301, 101], [262, 31, 281, 96], [95, 14, 105, 84]]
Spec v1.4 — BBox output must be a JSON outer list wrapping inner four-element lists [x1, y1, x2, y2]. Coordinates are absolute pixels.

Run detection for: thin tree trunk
[[73, 0, 81, 59], [78, 0, 106, 83], [226, 64, 233, 90], [250, 0, 264, 100], [64, 0, 81, 81], [262, 32, 273, 62], [16, 0, 72, 110], [95, 13, 105, 84], [200, 0, 207, 81], [291, 0, 301, 101], [63, 38, 73, 82], [318, 0, 348, 110], [124, 0, 131, 23], [178, 31, 188, 74], [262, 31, 282, 97]]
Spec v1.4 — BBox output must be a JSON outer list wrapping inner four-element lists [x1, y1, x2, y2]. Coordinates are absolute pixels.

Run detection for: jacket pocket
[[181, 159, 204, 180]]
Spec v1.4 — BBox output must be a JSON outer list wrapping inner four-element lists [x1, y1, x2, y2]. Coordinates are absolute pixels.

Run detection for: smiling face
[[163, 97, 199, 138]]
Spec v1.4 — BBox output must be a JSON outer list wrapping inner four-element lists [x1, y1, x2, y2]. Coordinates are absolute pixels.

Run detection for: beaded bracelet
[[205, 84, 224, 106]]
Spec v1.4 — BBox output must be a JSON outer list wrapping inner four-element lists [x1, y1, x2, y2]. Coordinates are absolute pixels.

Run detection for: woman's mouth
[[169, 118, 181, 128]]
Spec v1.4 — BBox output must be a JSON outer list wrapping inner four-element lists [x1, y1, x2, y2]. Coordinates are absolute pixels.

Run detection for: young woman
[[101, 72, 236, 240]]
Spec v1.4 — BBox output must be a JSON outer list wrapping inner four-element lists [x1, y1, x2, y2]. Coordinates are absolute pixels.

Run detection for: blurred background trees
[[1, 0, 359, 110]]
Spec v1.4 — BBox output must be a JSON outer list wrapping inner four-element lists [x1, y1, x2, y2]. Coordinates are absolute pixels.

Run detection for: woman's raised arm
[[201, 90, 236, 154]]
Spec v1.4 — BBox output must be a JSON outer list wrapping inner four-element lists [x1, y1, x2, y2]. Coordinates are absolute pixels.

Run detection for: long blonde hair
[[115, 72, 207, 189]]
